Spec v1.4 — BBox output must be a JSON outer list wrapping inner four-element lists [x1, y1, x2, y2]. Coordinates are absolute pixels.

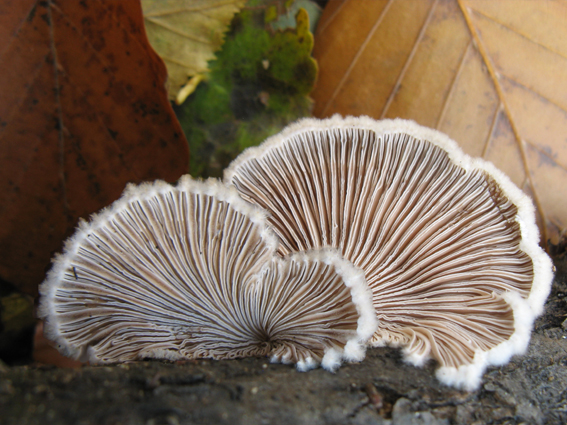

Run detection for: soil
[[1, 257, 566, 425]]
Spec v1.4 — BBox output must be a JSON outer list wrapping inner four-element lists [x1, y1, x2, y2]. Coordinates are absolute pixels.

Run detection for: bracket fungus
[[225, 116, 553, 390], [39, 177, 376, 371]]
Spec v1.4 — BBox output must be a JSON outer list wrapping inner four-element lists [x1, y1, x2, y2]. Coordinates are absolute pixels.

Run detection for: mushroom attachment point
[[224, 115, 554, 390], [39, 177, 376, 370]]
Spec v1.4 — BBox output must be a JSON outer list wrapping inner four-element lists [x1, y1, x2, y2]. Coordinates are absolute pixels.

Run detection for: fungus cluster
[[40, 116, 553, 390]]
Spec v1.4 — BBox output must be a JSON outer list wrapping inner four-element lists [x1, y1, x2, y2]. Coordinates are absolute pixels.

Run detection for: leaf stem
[[457, 0, 548, 249]]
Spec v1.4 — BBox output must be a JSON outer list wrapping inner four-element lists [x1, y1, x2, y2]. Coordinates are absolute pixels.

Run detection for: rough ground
[[1, 258, 566, 425]]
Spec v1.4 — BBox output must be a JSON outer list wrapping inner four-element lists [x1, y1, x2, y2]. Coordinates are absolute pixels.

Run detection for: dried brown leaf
[[312, 0, 567, 247], [0, 0, 189, 296]]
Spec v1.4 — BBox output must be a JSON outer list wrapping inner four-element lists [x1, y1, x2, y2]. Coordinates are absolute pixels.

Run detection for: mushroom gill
[[225, 115, 553, 389], [39, 177, 376, 370], [248, 250, 376, 371]]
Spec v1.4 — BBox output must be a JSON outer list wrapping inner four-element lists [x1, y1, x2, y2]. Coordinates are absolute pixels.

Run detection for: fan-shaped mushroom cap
[[39, 176, 376, 370], [252, 249, 376, 371], [224, 115, 554, 389]]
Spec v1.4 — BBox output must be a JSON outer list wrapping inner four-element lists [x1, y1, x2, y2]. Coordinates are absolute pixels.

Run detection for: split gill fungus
[[40, 116, 553, 391], [39, 177, 376, 372]]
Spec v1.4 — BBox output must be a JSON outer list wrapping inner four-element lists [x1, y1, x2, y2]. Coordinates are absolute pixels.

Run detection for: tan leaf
[[0, 0, 189, 296], [311, 0, 567, 248], [141, 0, 246, 103]]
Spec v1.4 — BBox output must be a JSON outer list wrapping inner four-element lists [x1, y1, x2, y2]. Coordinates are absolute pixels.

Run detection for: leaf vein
[[481, 103, 501, 158], [499, 73, 567, 115], [381, 0, 439, 119], [316, 0, 349, 36], [144, 17, 212, 45], [435, 39, 472, 129], [526, 141, 567, 174], [47, 0, 69, 217], [162, 56, 200, 72], [0, 1, 38, 60], [466, 3, 567, 61], [457, 0, 548, 247], [320, 0, 395, 117]]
